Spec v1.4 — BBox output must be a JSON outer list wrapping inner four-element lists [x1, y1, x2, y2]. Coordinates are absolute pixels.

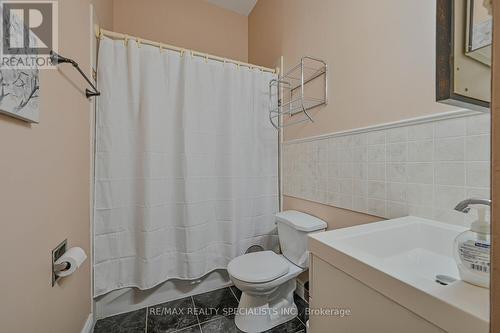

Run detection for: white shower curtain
[[94, 37, 279, 297]]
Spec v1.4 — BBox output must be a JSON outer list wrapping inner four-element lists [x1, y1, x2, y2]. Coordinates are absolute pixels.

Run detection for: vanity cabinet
[[308, 254, 445, 333]]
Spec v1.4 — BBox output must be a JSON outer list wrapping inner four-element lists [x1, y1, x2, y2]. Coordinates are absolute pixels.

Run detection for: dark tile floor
[[93, 287, 308, 333]]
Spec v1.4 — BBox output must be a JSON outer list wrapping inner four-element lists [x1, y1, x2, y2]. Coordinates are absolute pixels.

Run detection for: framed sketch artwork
[[0, 4, 40, 123]]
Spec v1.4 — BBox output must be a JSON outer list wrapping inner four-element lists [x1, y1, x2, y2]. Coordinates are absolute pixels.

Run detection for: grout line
[[145, 306, 148, 332], [192, 296, 201, 328], [197, 315, 230, 327], [192, 295, 203, 333], [229, 286, 239, 302], [171, 323, 203, 333], [295, 312, 306, 328]]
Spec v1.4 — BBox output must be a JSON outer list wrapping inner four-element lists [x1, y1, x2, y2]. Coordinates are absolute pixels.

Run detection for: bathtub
[[94, 269, 231, 319]]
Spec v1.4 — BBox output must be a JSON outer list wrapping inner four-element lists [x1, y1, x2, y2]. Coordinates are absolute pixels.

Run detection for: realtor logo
[[1, 1, 58, 68]]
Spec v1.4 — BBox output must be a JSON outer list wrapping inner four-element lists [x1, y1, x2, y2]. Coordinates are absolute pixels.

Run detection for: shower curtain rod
[[95, 27, 278, 74]]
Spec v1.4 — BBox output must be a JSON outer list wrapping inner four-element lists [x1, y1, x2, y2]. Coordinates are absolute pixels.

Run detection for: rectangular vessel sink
[[309, 216, 489, 333]]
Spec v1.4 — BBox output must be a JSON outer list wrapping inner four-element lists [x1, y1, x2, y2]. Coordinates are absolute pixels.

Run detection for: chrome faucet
[[454, 198, 491, 213]]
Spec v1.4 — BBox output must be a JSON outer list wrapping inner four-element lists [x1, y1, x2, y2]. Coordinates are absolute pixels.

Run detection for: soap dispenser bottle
[[453, 204, 491, 288]]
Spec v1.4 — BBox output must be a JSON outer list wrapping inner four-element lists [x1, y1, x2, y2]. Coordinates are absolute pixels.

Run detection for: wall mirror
[[465, 0, 492, 66], [436, 0, 491, 111]]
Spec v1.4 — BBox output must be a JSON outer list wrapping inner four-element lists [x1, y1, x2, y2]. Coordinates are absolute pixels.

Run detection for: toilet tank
[[276, 211, 327, 268]]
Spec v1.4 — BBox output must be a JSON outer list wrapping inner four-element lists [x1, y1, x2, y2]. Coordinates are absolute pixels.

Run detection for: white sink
[[319, 216, 464, 288], [309, 216, 489, 332]]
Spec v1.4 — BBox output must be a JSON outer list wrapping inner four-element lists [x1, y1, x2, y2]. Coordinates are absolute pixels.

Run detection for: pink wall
[[249, 0, 462, 229], [0, 0, 112, 332], [113, 0, 249, 62]]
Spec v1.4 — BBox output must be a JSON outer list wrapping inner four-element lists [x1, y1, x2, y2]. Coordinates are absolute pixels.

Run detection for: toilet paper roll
[[55, 247, 87, 277]]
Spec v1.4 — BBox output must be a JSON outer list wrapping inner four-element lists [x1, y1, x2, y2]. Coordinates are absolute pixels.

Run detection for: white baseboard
[[81, 313, 93, 333]]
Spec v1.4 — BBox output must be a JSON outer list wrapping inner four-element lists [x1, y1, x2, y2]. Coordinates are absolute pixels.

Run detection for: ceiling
[[204, 0, 258, 16]]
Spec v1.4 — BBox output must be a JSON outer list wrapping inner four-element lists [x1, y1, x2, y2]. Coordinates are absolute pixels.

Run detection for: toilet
[[227, 210, 327, 333]]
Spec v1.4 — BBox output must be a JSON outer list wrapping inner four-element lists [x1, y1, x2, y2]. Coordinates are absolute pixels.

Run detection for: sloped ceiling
[[204, 0, 258, 16]]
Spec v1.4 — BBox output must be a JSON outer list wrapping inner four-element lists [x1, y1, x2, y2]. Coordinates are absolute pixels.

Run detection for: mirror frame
[[436, 0, 490, 111]]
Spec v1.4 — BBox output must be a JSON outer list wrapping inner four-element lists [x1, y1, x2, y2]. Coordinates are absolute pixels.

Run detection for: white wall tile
[[386, 143, 407, 162], [367, 163, 385, 181], [367, 144, 386, 162], [433, 209, 466, 226], [465, 135, 490, 161], [318, 178, 328, 192], [352, 163, 367, 180], [328, 163, 339, 178], [353, 179, 367, 196], [366, 131, 386, 145], [339, 163, 354, 178], [353, 196, 367, 212], [408, 204, 434, 220], [408, 123, 433, 140], [466, 113, 490, 135], [387, 182, 407, 202], [338, 194, 353, 209], [352, 133, 366, 146], [387, 127, 408, 143], [435, 118, 466, 138], [317, 190, 328, 204], [318, 163, 328, 178], [339, 178, 353, 194], [327, 192, 339, 206], [406, 184, 433, 205], [387, 201, 409, 219], [387, 163, 407, 182], [367, 198, 386, 217], [282, 113, 490, 227], [352, 146, 367, 162], [435, 162, 465, 186], [367, 181, 386, 200], [408, 140, 433, 162], [434, 185, 466, 209], [466, 187, 490, 200], [328, 145, 338, 162], [434, 138, 464, 161], [466, 162, 490, 187], [338, 136, 354, 148], [318, 139, 329, 162], [327, 178, 339, 193], [338, 148, 353, 162], [407, 163, 433, 184]]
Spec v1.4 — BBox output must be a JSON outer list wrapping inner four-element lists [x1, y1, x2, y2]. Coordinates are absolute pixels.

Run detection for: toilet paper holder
[[51, 239, 68, 286], [53, 262, 71, 273]]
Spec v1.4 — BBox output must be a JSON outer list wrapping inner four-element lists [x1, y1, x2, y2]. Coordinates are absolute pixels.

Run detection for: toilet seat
[[227, 251, 289, 283]]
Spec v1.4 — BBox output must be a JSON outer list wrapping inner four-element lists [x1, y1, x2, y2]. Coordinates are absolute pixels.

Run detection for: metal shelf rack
[[269, 56, 327, 129]]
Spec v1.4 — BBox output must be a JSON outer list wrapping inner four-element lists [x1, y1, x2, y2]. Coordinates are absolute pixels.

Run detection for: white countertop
[[308, 216, 489, 333]]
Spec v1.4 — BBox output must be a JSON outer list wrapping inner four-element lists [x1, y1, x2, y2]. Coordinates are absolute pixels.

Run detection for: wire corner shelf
[[269, 56, 327, 129]]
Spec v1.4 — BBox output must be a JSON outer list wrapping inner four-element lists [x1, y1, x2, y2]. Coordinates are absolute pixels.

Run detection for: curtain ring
[[180, 49, 185, 57], [205, 54, 208, 63], [159, 44, 163, 53], [124, 35, 129, 46], [98, 28, 103, 40], [136, 38, 141, 48]]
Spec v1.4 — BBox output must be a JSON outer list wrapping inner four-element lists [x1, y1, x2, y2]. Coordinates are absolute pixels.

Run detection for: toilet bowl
[[227, 211, 327, 333]]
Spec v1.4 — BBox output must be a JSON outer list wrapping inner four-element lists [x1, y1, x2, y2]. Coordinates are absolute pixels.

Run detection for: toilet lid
[[228, 251, 290, 283]]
